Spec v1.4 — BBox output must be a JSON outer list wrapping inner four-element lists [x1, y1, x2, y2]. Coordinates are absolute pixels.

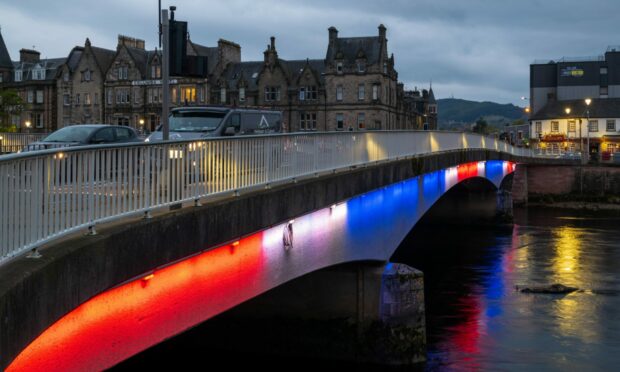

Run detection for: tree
[[0, 89, 23, 132], [472, 117, 489, 134]]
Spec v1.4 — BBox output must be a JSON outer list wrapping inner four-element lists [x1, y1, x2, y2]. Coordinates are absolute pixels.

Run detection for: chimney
[[117, 35, 146, 50], [378, 24, 386, 40], [328, 26, 338, 46], [270, 36, 276, 51], [264, 36, 278, 66], [20, 49, 40, 63]]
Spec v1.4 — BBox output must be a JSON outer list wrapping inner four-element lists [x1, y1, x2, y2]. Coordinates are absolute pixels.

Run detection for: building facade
[[530, 47, 620, 157]]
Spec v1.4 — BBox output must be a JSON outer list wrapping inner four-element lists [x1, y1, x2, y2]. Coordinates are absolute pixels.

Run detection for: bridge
[[0, 131, 562, 369]]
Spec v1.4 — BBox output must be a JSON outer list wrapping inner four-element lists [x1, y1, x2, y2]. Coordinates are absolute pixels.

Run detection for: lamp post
[[584, 98, 592, 163], [25, 120, 32, 134]]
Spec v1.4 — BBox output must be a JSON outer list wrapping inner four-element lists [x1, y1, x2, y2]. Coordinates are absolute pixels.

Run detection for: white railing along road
[[0, 131, 531, 264]]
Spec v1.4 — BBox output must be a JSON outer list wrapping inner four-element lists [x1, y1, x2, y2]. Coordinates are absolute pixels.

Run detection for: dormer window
[[82, 70, 91, 82], [357, 62, 366, 73], [14, 70, 22, 82], [118, 65, 128, 80], [151, 65, 161, 79], [336, 61, 343, 74], [32, 65, 46, 80]]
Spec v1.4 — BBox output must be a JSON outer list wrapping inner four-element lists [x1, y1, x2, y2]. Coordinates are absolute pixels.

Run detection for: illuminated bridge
[[0, 131, 554, 369]]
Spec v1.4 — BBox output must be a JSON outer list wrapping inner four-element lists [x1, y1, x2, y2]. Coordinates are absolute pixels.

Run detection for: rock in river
[[517, 283, 579, 294]]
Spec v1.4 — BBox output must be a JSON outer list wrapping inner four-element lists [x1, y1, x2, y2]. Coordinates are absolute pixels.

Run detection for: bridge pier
[[157, 261, 426, 366]]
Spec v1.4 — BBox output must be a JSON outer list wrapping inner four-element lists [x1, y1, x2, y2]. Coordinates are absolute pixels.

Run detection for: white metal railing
[[0, 132, 49, 154], [0, 131, 531, 263]]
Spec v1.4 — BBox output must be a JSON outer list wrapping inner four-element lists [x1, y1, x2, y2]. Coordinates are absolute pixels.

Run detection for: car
[[145, 106, 283, 142], [23, 125, 141, 152]]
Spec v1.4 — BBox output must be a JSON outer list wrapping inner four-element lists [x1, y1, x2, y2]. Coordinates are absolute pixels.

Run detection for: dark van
[[145, 106, 282, 142]]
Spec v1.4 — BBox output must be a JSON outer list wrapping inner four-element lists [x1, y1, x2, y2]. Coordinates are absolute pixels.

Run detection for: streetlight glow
[[25, 121, 32, 128], [585, 98, 592, 106], [565, 107, 571, 115]]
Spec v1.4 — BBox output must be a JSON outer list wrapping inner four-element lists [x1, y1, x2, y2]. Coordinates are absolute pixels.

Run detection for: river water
[[396, 206, 620, 371]]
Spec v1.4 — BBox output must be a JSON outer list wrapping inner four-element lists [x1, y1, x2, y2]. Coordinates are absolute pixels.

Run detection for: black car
[[23, 125, 141, 152]]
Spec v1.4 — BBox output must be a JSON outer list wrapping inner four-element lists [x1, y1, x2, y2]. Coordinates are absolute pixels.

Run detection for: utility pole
[[161, 8, 170, 141]]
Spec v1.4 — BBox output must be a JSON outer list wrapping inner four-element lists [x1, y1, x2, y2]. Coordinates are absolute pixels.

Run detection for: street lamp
[[25, 120, 32, 133], [565, 107, 571, 155], [585, 98, 592, 163]]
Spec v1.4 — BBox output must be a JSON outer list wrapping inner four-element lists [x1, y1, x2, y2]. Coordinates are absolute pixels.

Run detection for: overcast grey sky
[[1, 0, 618, 105]]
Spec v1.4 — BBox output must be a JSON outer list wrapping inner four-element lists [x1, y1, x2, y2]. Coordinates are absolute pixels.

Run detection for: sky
[[0, 0, 618, 105]]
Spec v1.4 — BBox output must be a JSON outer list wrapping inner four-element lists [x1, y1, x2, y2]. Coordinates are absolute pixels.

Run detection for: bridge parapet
[[0, 131, 530, 264]]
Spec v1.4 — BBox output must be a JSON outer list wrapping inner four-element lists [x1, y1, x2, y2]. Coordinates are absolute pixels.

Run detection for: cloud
[[1, 0, 618, 105]]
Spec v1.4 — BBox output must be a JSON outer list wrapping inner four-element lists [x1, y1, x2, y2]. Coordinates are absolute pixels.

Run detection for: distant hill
[[437, 98, 527, 131]]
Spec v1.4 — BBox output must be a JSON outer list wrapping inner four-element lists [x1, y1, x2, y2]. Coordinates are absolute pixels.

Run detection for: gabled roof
[[0, 30, 13, 69], [531, 98, 620, 120], [90, 46, 116, 74], [428, 88, 436, 104], [65, 46, 84, 72], [281, 59, 325, 85], [125, 46, 149, 77], [326, 36, 382, 65]]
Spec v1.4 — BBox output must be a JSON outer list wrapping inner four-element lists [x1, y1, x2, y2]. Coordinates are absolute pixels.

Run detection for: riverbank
[[527, 193, 620, 212]]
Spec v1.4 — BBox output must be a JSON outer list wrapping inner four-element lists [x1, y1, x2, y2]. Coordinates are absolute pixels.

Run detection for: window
[[535, 121, 542, 133], [589, 120, 599, 132], [336, 113, 344, 130], [551, 121, 559, 132], [32, 113, 43, 128], [307, 86, 318, 100], [118, 66, 128, 80], [107, 89, 113, 105], [607, 143, 618, 153], [358, 84, 365, 101], [357, 113, 365, 129], [115, 127, 133, 140], [181, 86, 196, 103], [299, 87, 305, 101], [264, 86, 280, 102], [115, 89, 129, 104], [357, 62, 366, 73], [600, 67, 608, 75], [299, 112, 317, 131], [93, 128, 115, 143], [372, 84, 379, 101], [94, 93, 99, 105], [600, 86, 608, 96], [32, 68, 45, 80], [63, 72, 69, 82], [76, 94, 80, 105], [336, 62, 343, 74], [14, 70, 22, 82], [84, 70, 91, 81], [171, 87, 178, 103], [85, 93, 91, 105], [239, 87, 246, 102], [36, 90, 43, 104], [607, 119, 616, 132], [27, 91, 34, 103], [151, 65, 161, 79], [568, 120, 576, 132], [220, 87, 226, 104], [336, 85, 343, 101], [383, 62, 388, 74], [63, 94, 70, 106]]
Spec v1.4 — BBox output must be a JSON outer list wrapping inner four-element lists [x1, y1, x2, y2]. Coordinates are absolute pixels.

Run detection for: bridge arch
[[4, 156, 517, 371]]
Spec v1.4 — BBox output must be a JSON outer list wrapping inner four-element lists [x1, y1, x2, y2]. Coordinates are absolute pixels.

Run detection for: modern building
[[530, 46, 620, 156]]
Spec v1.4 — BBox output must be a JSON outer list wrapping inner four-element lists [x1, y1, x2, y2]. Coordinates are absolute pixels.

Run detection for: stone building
[[56, 38, 115, 127], [214, 25, 436, 132], [0, 44, 64, 132]]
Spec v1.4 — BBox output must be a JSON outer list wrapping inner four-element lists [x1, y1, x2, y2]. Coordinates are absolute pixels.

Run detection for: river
[[396, 206, 620, 371]]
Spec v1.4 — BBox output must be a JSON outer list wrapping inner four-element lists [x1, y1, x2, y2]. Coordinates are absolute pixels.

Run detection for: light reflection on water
[[401, 207, 620, 371]]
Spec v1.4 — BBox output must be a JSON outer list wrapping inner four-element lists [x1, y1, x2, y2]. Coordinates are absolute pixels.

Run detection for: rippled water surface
[[398, 207, 620, 371]]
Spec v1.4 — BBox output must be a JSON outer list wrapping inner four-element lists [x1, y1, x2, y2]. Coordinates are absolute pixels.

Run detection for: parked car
[[23, 125, 141, 152], [145, 106, 282, 142]]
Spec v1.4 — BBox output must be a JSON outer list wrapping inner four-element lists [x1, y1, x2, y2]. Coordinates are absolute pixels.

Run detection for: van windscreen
[[168, 111, 226, 132]]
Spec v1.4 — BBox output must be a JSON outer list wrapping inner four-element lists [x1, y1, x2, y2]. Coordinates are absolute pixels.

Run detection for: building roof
[[281, 59, 326, 85], [90, 46, 116, 74], [0, 30, 12, 69], [222, 61, 264, 90], [12, 57, 66, 81], [65, 46, 84, 72], [531, 98, 620, 120], [326, 36, 382, 65], [188, 40, 218, 75]]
